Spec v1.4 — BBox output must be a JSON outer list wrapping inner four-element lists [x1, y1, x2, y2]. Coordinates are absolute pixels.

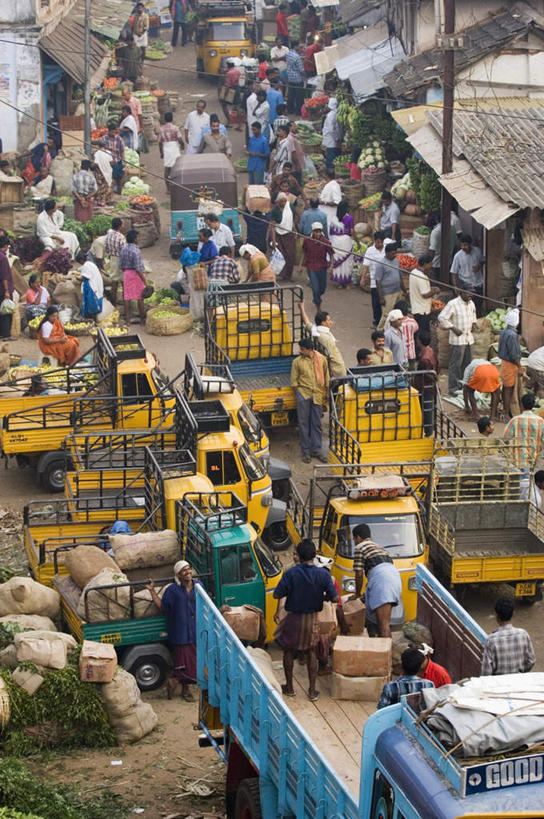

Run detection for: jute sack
[[0, 614, 57, 632], [472, 317, 494, 360], [100, 668, 141, 718], [77, 568, 130, 623], [437, 324, 451, 370], [65, 545, 121, 589], [133, 585, 166, 618], [247, 647, 281, 694], [0, 576, 60, 618], [14, 633, 67, 670], [22, 630, 77, 653], [110, 701, 158, 743], [0, 644, 18, 669], [109, 530, 179, 571]]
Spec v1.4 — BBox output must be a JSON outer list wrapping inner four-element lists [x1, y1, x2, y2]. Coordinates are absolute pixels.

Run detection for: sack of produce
[[12, 666, 45, 696], [472, 317, 494, 360], [109, 529, 179, 571], [100, 667, 141, 717], [247, 647, 281, 694], [437, 324, 451, 369], [77, 568, 130, 623], [22, 630, 77, 652], [52, 280, 80, 307], [0, 576, 60, 618], [15, 632, 68, 670], [110, 701, 158, 743], [65, 545, 121, 589], [245, 185, 271, 214], [133, 586, 166, 618], [220, 604, 261, 642], [0, 613, 57, 632], [0, 644, 18, 668], [402, 620, 433, 646]]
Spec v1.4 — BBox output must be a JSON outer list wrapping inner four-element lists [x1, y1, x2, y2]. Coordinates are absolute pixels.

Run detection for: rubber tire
[[42, 460, 67, 493], [234, 778, 262, 819], [263, 521, 291, 552], [272, 478, 291, 503], [125, 654, 170, 692], [520, 587, 543, 605]]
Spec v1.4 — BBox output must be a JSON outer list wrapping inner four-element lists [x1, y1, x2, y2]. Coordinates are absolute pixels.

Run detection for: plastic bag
[[0, 299, 15, 315], [269, 247, 285, 276], [180, 247, 200, 266], [304, 156, 317, 177]]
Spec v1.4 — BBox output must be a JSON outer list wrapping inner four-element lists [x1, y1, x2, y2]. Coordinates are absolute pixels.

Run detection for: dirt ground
[[1, 22, 543, 818]]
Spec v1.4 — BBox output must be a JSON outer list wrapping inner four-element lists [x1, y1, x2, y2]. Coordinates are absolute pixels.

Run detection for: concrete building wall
[[0, 29, 43, 152]]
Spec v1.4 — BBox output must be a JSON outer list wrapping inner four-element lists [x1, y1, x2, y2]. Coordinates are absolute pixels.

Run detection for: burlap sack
[[100, 668, 141, 718], [392, 632, 411, 676], [77, 568, 130, 623], [110, 701, 158, 743], [247, 647, 281, 694], [109, 530, 179, 571], [12, 666, 44, 695], [65, 545, 121, 589], [402, 620, 433, 646], [14, 633, 67, 670], [0, 577, 60, 618], [132, 586, 165, 618], [52, 280, 80, 307], [0, 614, 57, 632], [472, 317, 494, 360], [23, 630, 77, 653], [0, 644, 18, 669]]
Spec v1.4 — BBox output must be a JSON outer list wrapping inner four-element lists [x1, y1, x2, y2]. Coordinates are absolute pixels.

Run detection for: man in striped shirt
[[438, 291, 477, 395], [377, 648, 434, 708], [504, 391, 544, 471]]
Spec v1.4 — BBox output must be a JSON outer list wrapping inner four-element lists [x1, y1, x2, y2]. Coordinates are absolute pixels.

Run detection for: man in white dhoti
[[36, 199, 80, 258]]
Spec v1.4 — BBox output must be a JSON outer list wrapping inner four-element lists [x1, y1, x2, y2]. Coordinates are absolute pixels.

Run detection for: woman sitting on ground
[[38, 305, 80, 366]]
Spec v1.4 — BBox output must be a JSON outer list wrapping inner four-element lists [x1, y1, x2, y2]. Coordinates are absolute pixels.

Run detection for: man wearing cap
[[462, 359, 500, 422], [146, 561, 198, 701], [377, 648, 435, 708], [499, 308, 521, 419], [300, 222, 334, 308], [415, 643, 452, 688], [374, 241, 406, 330], [384, 309, 407, 366]]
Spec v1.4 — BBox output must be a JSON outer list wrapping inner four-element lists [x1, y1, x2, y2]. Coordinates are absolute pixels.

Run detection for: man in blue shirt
[[246, 121, 270, 185], [299, 198, 328, 237], [274, 538, 338, 701], [267, 78, 285, 125], [286, 40, 305, 114], [377, 648, 434, 709]]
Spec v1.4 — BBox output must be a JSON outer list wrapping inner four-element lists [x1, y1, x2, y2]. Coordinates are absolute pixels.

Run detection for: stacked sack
[[332, 634, 392, 701], [99, 667, 158, 743]]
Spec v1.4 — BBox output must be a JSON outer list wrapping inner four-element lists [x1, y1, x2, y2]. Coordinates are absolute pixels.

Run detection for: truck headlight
[[209, 49, 217, 56], [408, 576, 417, 590], [342, 577, 356, 593], [240, 49, 248, 56], [261, 492, 273, 507]]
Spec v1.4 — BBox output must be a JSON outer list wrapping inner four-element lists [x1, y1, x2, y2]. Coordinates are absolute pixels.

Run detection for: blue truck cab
[[196, 564, 544, 818]]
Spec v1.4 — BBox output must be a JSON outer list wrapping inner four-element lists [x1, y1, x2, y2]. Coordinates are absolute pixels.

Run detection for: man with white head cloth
[[498, 307, 521, 419], [146, 560, 198, 701], [321, 98, 342, 173]]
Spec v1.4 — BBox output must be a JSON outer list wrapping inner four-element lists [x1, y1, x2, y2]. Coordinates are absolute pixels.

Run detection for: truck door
[[215, 542, 265, 612], [119, 372, 160, 428], [204, 449, 247, 504]]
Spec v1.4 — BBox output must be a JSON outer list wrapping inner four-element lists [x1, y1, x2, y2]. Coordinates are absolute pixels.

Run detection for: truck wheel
[[521, 588, 543, 605], [272, 478, 291, 503], [42, 460, 67, 493], [263, 522, 291, 552], [126, 654, 170, 691], [234, 779, 262, 819]]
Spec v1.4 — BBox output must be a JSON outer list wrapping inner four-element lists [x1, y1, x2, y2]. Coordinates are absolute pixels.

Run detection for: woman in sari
[[25, 274, 50, 321], [22, 143, 51, 186], [329, 199, 354, 288], [38, 306, 80, 366], [93, 148, 113, 205], [239, 244, 276, 283]]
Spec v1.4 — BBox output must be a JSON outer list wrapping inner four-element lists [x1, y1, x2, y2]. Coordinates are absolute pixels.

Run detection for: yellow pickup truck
[[0, 331, 178, 491], [195, 0, 254, 77]]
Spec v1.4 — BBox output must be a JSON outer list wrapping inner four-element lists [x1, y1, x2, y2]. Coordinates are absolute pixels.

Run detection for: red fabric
[[422, 659, 451, 687], [303, 235, 332, 271], [303, 43, 321, 73], [171, 643, 197, 682], [276, 11, 288, 35], [258, 61, 268, 80], [225, 68, 241, 88]]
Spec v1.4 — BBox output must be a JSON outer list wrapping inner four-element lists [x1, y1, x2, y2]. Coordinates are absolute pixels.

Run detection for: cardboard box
[[341, 596, 366, 635], [317, 601, 337, 636], [333, 635, 392, 677], [79, 640, 117, 683], [222, 605, 261, 642], [332, 671, 389, 701], [246, 184, 271, 214]]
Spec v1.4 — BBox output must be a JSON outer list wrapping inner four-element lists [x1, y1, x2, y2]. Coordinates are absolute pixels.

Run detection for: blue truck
[[196, 565, 544, 818]]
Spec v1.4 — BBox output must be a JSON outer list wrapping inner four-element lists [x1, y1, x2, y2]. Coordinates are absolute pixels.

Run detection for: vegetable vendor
[[462, 358, 501, 422], [36, 199, 80, 258], [38, 306, 80, 366]]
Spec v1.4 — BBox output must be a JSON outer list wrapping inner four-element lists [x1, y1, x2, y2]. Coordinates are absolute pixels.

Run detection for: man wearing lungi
[[462, 358, 501, 422], [274, 539, 338, 701], [352, 523, 402, 639]]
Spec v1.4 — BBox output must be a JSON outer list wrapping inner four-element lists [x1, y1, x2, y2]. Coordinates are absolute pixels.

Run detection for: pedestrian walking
[[395, 300, 419, 368], [184, 100, 209, 154], [329, 200, 354, 288], [299, 198, 328, 237], [0, 233, 14, 340], [321, 98, 342, 172], [498, 307, 521, 418], [298, 301, 346, 376], [286, 41, 305, 114], [171, 0, 192, 46], [291, 337, 329, 462], [246, 122, 270, 185], [276, 4, 290, 45], [409, 251, 439, 333], [375, 241, 406, 329], [242, 209, 269, 253], [273, 538, 338, 701], [361, 231, 385, 327], [197, 118, 232, 156], [269, 192, 296, 280], [451, 234, 484, 313], [319, 169, 342, 228], [71, 159, 97, 223], [118, 228, 147, 325], [122, 87, 142, 130], [352, 523, 402, 638], [158, 112, 184, 191], [481, 597, 535, 676], [384, 309, 406, 366], [299, 223, 333, 308], [438, 291, 477, 395], [100, 122, 125, 194], [132, 2, 149, 60], [104, 217, 126, 305], [504, 392, 544, 473]]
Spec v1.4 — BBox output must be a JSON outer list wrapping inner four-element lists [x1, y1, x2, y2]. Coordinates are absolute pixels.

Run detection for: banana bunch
[[28, 317, 42, 328], [336, 99, 353, 127], [102, 326, 128, 337], [64, 322, 91, 332]]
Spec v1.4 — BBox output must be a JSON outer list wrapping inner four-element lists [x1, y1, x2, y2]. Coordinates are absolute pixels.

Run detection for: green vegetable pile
[[144, 287, 179, 306], [406, 157, 442, 213], [121, 176, 150, 196], [414, 225, 431, 236], [0, 758, 127, 819], [391, 171, 413, 201], [0, 663, 115, 756], [486, 308, 508, 331], [63, 213, 114, 245]]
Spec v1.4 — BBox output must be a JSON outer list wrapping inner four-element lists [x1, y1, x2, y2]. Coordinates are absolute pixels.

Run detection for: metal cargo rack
[[189, 399, 230, 434], [64, 429, 178, 470], [24, 497, 143, 529], [432, 439, 523, 506], [177, 491, 247, 531], [183, 352, 235, 400], [143, 446, 198, 531]]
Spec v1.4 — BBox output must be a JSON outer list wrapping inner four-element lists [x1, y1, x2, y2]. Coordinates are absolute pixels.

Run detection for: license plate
[[271, 411, 289, 426], [515, 582, 536, 597]]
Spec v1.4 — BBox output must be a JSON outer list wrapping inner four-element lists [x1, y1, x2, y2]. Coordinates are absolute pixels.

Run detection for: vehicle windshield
[[151, 367, 172, 395], [209, 21, 246, 40], [239, 442, 267, 481], [337, 513, 424, 559], [254, 536, 282, 577], [237, 403, 262, 445]]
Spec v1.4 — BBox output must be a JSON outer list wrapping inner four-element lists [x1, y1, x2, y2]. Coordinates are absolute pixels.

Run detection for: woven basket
[[146, 305, 193, 336], [64, 323, 94, 337], [340, 179, 364, 209], [133, 221, 158, 248], [362, 169, 386, 195]]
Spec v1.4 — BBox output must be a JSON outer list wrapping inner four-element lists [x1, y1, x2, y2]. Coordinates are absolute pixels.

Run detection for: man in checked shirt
[[481, 597, 535, 676]]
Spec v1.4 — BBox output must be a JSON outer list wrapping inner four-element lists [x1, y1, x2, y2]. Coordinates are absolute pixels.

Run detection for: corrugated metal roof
[[70, 0, 133, 41], [40, 19, 108, 84], [383, 7, 539, 97], [338, 0, 383, 26], [316, 21, 389, 75], [336, 36, 406, 101], [392, 97, 544, 136]]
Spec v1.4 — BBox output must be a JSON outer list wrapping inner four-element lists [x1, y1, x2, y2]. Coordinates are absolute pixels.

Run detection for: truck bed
[[453, 528, 544, 556]]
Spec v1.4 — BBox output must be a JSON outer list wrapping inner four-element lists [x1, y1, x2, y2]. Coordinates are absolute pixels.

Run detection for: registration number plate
[[515, 582, 536, 597], [271, 411, 289, 426]]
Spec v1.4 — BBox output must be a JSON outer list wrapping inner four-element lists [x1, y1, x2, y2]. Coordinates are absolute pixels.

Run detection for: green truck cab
[[52, 489, 282, 690]]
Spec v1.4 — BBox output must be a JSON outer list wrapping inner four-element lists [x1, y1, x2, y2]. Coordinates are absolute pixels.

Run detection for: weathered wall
[[0, 30, 43, 152]]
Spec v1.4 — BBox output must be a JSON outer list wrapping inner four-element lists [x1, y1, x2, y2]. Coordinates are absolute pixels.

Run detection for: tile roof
[[69, 0, 133, 42], [40, 19, 108, 84], [383, 7, 539, 97]]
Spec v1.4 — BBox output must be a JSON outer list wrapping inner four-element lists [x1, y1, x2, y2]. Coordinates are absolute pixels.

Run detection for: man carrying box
[[273, 539, 338, 701], [352, 523, 402, 639]]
